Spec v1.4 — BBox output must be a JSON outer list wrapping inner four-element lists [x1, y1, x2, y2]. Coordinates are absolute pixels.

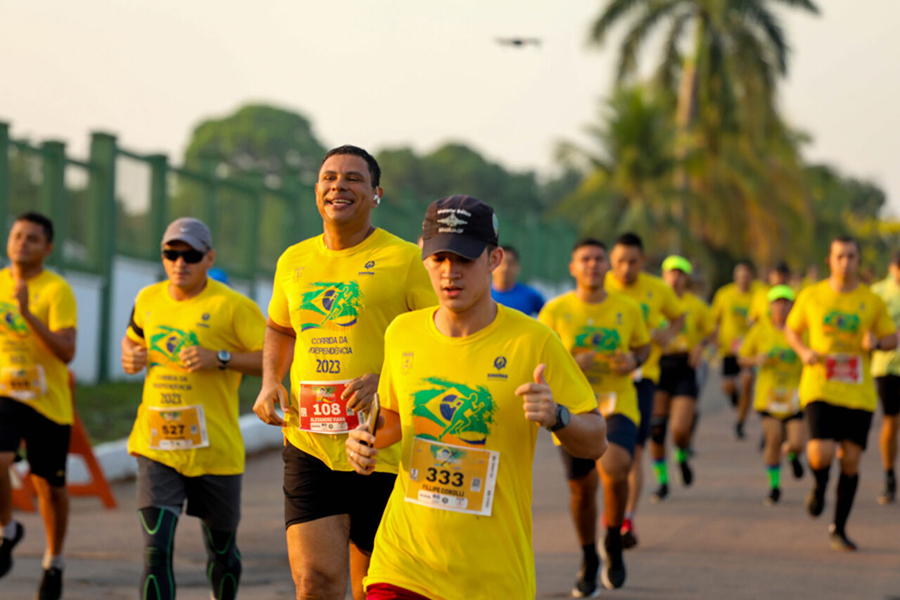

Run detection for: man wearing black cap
[[254, 146, 436, 600], [346, 195, 606, 600], [121, 217, 266, 600]]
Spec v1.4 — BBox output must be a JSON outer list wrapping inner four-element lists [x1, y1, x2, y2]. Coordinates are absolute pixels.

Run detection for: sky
[[2, 0, 899, 214]]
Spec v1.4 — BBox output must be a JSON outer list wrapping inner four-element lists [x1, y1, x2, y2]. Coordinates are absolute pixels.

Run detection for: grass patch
[[75, 376, 264, 444]]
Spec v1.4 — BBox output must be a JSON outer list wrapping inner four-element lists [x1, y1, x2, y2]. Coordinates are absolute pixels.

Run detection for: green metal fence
[[0, 121, 577, 379]]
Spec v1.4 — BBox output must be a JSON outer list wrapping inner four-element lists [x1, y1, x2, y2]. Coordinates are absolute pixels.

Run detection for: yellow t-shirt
[[749, 285, 771, 325], [268, 228, 437, 473], [870, 277, 900, 377], [711, 283, 756, 357], [739, 322, 802, 418], [126, 279, 266, 476], [538, 291, 649, 425], [661, 292, 713, 355], [786, 281, 895, 412], [0, 269, 76, 425], [604, 272, 684, 383], [366, 305, 597, 600]]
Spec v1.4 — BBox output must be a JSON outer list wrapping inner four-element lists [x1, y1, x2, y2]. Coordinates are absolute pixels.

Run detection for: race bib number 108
[[297, 380, 358, 434]]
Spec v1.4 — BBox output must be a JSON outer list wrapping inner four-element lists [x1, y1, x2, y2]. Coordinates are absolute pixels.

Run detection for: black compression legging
[[139, 507, 241, 600]]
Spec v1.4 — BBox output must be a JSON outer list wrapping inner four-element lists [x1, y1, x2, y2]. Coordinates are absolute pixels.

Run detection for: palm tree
[[588, 0, 819, 144]]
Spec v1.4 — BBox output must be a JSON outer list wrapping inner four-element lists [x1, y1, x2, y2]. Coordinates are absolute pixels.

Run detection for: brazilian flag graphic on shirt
[[149, 325, 200, 370], [0, 301, 29, 339], [574, 326, 620, 352], [298, 281, 363, 332], [412, 378, 497, 446]]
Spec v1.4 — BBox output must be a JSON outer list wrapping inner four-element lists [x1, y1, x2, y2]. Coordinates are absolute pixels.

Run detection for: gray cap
[[161, 217, 212, 251]]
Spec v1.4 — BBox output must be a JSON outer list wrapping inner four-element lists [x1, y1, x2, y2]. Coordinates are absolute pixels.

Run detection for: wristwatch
[[217, 350, 232, 370], [548, 404, 571, 432]]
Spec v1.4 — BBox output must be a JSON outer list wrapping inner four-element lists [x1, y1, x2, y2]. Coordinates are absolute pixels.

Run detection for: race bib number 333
[[148, 405, 209, 450], [297, 380, 358, 434], [405, 437, 499, 517]]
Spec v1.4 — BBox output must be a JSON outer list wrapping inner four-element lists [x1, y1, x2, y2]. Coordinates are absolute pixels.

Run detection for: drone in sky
[[495, 37, 542, 48]]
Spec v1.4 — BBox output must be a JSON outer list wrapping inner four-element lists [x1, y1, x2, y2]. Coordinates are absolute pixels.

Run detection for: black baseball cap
[[421, 195, 499, 260]]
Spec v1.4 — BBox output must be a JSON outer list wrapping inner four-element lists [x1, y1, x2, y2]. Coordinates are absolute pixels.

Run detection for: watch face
[[218, 350, 231, 362]]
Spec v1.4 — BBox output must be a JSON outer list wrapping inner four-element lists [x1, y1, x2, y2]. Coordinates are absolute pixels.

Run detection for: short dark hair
[[321, 145, 381, 187], [830, 235, 859, 252], [573, 238, 607, 253], [613, 232, 643, 251], [773, 261, 790, 275], [735, 259, 756, 274], [500, 245, 519, 261], [15, 212, 54, 244]]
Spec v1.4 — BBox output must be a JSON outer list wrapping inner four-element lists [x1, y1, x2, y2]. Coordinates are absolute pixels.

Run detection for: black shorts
[[658, 355, 699, 399], [634, 379, 655, 447], [722, 355, 741, 377], [136, 456, 242, 531], [875, 375, 900, 416], [805, 401, 873, 450], [559, 415, 637, 480], [758, 410, 803, 423], [0, 397, 71, 487], [283, 442, 396, 553]]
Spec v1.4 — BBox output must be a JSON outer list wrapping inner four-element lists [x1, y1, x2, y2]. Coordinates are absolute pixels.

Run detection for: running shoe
[[651, 483, 669, 502], [791, 456, 804, 480], [679, 460, 694, 487], [620, 518, 638, 550], [764, 487, 781, 506], [828, 524, 857, 552], [878, 471, 896, 505], [571, 553, 600, 598], [37, 566, 63, 600], [600, 531, 626, 590], [805, 488, 825, 517], [0, 521, 24, 578], [735, 421, 745, 440]]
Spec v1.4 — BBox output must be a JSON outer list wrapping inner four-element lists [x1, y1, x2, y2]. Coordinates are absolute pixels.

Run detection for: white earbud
[[374, 194, 381, 205]]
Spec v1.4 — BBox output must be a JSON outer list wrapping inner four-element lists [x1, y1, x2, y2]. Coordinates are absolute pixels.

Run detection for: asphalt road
[[4, 371, 899, 599]]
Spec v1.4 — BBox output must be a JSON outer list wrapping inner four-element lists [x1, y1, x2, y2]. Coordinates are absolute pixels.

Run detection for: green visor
[[662, 255, 693, 275], [767, 284, 795, 303]]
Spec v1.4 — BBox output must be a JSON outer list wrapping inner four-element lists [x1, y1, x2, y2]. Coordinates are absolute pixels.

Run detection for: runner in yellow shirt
[[346, 195, 606, 600], [606, 233, 685, 518], [749, 262, 792, 325], [711, 260, 758, 439], [253, 146, 437, 600], [0, 213, 76, 600], [785, 236, 897, 550], [121, 217, 265, 600], [869, 251, 900, 505], [539, 238, 650, 595], [652, 257, 715, 498], [739, 285, 805, 506]]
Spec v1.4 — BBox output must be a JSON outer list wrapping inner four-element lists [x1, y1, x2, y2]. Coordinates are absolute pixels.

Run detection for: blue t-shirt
[[492, 282, 545, 316]]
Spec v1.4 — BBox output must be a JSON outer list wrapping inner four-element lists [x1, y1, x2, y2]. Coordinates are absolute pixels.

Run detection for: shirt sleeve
[[530, 289, 545, 315], [537, 304, 554, 331], [661, 284, 686, 320], [786, 288, 809, 334], [234, 296, 267, 352], [871, 295, 897, 339], [540, 331, 597, 415], [126, 304, 144, 344], [631, 305, 651, 348], [711, 290, 724, 323], [405, 255, 438, 311], [268, 254, 291, 329], [377, 323, 400, 413], [739, 325, 759, 358], [47, 280, 77, 332]]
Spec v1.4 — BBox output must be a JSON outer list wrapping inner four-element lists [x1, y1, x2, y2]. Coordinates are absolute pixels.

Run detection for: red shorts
[[367, 583, 431, 600]]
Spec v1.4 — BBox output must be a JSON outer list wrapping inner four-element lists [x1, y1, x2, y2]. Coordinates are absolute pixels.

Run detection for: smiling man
[[0, 212, 77, 600], [347, 195, 605, 600], [254, 146, 436, 600]]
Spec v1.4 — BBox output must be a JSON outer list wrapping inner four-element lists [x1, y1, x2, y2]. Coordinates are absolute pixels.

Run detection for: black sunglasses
[[162, 249, 207, 264]]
